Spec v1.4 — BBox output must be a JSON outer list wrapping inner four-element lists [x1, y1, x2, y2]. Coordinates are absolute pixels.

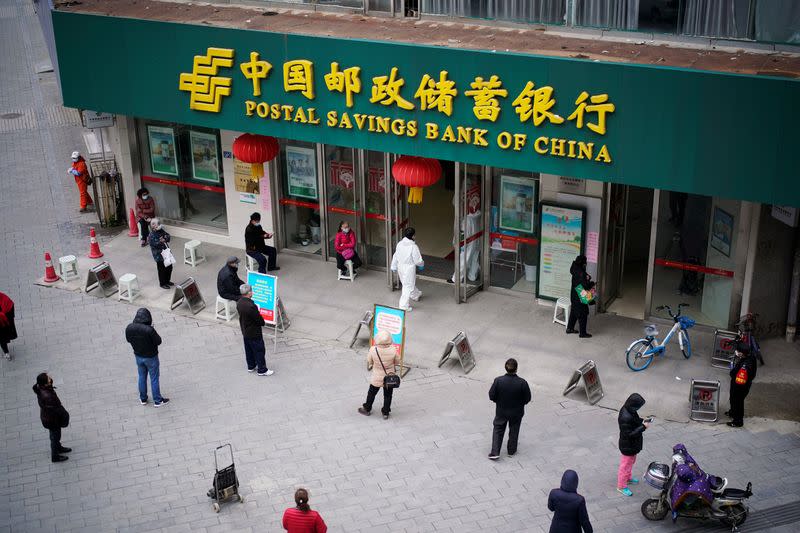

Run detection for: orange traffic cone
[[88, 227, 104, 258], [43, 252, 60, 283], [128, 208, 139, 237]]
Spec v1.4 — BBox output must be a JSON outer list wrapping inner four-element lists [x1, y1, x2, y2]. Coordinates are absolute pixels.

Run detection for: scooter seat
[[721, 487, 748, 499]]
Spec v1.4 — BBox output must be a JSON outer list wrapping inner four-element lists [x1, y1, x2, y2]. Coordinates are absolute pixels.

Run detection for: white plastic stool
[[553, 297, 571, 328], [246, 254, 258, 272], [58, 255, 79, 282], [118, 273, 140, 303], [338, 260, 356, 282], [183, 240, 206, 267], [215, 295, 238, 322]]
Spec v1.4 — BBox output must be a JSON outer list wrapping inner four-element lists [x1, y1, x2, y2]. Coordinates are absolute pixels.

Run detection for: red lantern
[[391, 156, 442, 204], [232, 134, 279, 178]]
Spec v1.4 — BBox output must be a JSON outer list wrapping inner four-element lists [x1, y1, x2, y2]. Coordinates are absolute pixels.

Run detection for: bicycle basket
[[679, 316, 695, 329]]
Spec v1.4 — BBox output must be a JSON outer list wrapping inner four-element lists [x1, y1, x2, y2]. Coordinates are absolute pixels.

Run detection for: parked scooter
[[641, 444, 752, 530]]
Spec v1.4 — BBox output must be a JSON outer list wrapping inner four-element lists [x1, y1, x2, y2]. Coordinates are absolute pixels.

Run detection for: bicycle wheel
[[679, 330, 691, 359], [626, 339, 654, 371]]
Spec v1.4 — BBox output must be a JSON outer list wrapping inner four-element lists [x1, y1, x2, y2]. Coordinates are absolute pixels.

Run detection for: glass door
[[362, 150, 389, 268], [386, 154, 408, 289], [455, 162, 485, 302], [324, 145, 359, 260], [601, 184, 628, 310]]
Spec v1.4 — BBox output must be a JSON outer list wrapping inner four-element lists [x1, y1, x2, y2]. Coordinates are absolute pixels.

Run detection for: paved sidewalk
[[2, 1, 800, 532]]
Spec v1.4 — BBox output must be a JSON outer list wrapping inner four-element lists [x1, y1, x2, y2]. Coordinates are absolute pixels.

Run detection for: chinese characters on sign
[[179, 47, 616, 166]]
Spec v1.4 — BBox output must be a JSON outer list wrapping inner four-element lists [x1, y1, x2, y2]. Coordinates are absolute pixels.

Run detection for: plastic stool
[[215, 295, 238, 322], [338, 260, 356, 282], [246, 254, 258, 272], [184, 240, 206, 267], [58, 255, 79, 282], [553, 297, 571, 328], [118, 273, 140, 303]]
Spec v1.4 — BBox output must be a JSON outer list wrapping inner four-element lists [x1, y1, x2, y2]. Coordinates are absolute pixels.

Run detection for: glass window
[[278, 139, 321, 254], [422, 1, 566, 24], [324, 144, 358, 258], [682, 0, 750, 39], [364, 150, 388, 267], [135, 120, 226, 231], [754, 0, 800, 44], [650, 191, 740, 328], [489, 169, 539, 294], [575, 0, 642, 30]]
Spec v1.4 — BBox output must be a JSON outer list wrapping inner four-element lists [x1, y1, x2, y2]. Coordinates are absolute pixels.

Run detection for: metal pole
[[454, 162, 462, 303], [786, 227, 800, 342]]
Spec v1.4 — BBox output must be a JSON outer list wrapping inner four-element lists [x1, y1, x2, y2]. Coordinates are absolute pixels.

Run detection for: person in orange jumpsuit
[[68, 151, 93, 212]]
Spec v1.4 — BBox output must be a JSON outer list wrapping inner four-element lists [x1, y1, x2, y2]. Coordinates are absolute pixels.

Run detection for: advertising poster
[[246, 271, 277, 324], [537, 203, 585, 301], [371, 304, 406, 359], [499, 175, 536, 233], [147, 125, 178, 176], [286, 145, 318, 199], [189, 130, 220, 183], [234, 158, 259, 193], [260, 175, 271, 211], [710, 207, 733, 257]]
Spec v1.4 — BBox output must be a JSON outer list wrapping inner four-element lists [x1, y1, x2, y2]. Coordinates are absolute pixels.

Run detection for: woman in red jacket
[[334, 221, 362, 276], [282, 488, 327, 533], [0, 291, 17, 360]]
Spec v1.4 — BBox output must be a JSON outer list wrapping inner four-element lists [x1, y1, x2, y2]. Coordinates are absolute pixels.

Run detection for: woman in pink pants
[[616, 393, 649, 496]]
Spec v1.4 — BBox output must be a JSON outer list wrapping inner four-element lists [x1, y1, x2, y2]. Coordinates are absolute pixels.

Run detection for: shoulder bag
[[376, 348, 400, 389], [161, 243, 176, 267]]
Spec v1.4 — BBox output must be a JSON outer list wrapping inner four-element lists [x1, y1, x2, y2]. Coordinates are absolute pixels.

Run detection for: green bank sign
[[53, 11, 800, 206]]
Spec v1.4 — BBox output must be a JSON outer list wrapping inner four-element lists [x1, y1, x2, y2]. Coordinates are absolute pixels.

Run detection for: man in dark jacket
[[548, 469, 593, 533], [245, 212, 279, 274], [32, 373, 71, 462], [124, 308, 169, 407], [217, 256, 245, 301], [488, 358, 532, 460], [567, 255, 594, 338], [726, 343, 757, 428], [617, 393, 649, 496], [236, 284, 274, 376]]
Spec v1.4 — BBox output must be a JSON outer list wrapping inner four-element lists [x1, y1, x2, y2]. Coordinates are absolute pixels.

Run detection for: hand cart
[[207, 444, 244, 512]]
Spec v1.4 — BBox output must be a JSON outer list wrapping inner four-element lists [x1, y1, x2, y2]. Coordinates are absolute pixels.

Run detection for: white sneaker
[[401, 307, 412, 312], [257, 369, 275, 376]]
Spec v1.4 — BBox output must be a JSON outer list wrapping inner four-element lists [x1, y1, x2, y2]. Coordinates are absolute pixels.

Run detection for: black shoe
[[488, 454, 500, 460], [52, 455, 68, 462], [508, 451, 516, 457], [447, 278, 454, 284], [58, 446, 72, 453], [154, 398, 170, 407], [358, 407, 371, 416], [579, 333, 593, 338], [565, 329, 578, 334], [382, 413, 390, 420], [160, 284, 171, 290], [268, 266, 280, 272], [727, 421, 743, 428], [166, 281, 175, 287]]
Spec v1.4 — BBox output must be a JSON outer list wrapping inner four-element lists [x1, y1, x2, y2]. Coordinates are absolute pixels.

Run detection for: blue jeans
[[243, 337, 267, 373], [135, 355, 162, 403]]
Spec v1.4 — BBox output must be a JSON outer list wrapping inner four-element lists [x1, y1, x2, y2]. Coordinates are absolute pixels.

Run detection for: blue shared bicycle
[[626, 304, 695, 371]]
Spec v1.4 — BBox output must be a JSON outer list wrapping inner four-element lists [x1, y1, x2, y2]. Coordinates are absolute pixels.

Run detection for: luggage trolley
[[207, 444, 244, 512]]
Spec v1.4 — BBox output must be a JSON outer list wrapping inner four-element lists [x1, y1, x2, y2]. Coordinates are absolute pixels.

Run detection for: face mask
[[71, 158, 78, 162], [142, 194, 149, 200], [343, 228, 350, 233]]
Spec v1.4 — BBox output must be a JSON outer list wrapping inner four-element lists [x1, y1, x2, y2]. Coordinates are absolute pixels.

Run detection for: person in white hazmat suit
[[390, 227, 424, 311]]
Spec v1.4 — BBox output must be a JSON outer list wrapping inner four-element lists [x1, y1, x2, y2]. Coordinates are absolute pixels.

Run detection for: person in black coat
[[567, 255, 594, 338], [245, 212, 279, 274], [548, 469, 593, 533], [617, 393, 649, 496], [217, 256, 244, 301], [32, 373, 71, 462], [125, 308, 169, 407], [488, 358, 532, 460], [726, 342, 757, 428], [236, 284, 273, 376]]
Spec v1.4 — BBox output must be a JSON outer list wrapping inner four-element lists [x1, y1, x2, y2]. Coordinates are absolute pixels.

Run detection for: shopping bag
[[161, 246, 176, 267], [575, 284, 595, 304]]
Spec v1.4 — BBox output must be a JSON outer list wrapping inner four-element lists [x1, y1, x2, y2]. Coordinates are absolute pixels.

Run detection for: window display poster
[[234, 158, 259, 193], [260, 175, 271, 212], [710, 207, 733, 257], [147, 125, 178, 176], [189, 130, 220, 183], [537, 203, 585, 301], [247, 271, 277, 324], [499, 175, 536, 233], [286, 145, 318, 199]]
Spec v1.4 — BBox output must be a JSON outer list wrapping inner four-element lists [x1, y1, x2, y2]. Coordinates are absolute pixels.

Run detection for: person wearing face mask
[[135, 188, 156, 247], [245, 212, 279, 274], [334, 221, 362, 277], [147, 218, 174, 289], [67, 150, 93, 212], [217, 256, 245, 302], [390, 227, 424, 312]]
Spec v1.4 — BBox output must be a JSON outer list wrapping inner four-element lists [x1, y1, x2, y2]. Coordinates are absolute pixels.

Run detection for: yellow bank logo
[[178, 47, 235, 113]]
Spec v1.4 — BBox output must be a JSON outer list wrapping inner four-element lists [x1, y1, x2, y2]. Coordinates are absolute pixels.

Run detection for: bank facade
[[50, 4, 800, 334]]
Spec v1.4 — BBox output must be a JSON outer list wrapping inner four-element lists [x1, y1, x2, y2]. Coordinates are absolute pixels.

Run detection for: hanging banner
[[537, 203, 585, 301], [246, 270, 278, 323]]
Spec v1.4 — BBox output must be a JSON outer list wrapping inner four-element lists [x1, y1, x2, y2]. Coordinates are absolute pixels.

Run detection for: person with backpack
[[726, 342, 757, 428]]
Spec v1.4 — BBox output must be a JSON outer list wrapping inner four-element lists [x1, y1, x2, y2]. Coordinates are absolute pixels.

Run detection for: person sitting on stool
[[334, 220, 362, 276], [217, 256, 245, 301], [245, 212, 279, 274]]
